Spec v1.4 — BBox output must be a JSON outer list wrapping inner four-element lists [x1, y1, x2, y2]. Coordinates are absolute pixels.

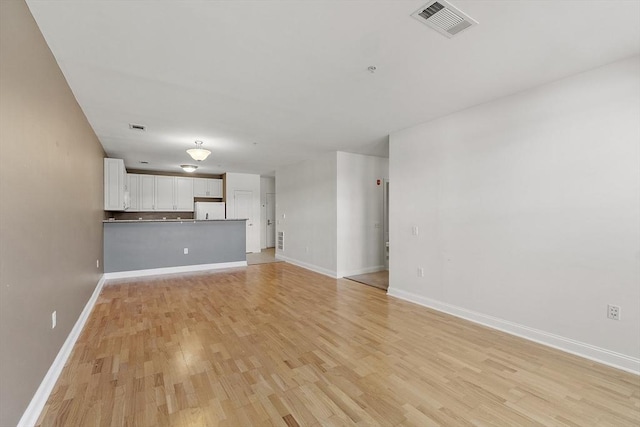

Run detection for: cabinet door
[[209, 179, 223, 197], [193, 178, 208, 197], [139, 175, 155, 211], [175, 177, 194, 211], [155, 176, 174, 211], [127, 174, 140, 211], [104, 158, 126, 211]]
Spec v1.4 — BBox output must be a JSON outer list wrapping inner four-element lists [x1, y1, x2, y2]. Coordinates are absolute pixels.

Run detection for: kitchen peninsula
[[103, 219, 247, 277]]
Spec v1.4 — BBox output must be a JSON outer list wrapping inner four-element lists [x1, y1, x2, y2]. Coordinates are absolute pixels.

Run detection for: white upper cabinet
[[155, 176, 194, 212], [127, 174, 140, 211], [120, 172, 197, 212], [127, 173, 155, 211], [193, 178, 223, 198], [175, 177, 194, 211], [104, 158, 127, 211], [155, 176, 175, 211], [139, 175, 155, 211]]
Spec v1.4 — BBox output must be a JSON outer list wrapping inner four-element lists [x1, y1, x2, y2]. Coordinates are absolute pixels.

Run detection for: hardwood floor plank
[[36, 263, 639, 426]]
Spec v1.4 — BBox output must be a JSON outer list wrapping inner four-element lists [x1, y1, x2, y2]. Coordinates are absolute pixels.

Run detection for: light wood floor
[[345, 271, 389, 291], [246, 248, 281, 266], [37, 263, 639, 426]]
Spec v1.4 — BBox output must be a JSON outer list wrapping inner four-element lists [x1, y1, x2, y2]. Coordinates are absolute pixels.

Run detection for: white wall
[[336, 152, 388, 277], [260, 176, 276, 249], [275, 153, 337, 276], [225, 173, 261, 253], [388, 56, 640, 373]]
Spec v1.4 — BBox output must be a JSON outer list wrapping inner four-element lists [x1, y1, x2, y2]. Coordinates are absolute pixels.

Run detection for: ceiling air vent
[[411, 0, 478, 38], [129, 123, 146, 131]]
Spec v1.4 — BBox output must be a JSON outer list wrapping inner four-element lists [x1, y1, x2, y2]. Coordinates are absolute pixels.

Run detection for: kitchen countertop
[[103, 219, 247, 223]]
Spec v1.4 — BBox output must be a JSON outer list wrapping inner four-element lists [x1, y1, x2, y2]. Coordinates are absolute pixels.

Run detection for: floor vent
[[411, 0, 478, 38], [277, 231, 284, 250]]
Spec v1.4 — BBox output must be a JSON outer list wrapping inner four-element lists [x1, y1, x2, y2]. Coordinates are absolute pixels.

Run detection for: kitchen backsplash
[[107, 211, 195, 221]]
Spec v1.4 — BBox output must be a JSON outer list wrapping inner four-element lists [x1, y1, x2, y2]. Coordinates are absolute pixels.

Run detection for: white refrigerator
[[194, 202, 226, 220]]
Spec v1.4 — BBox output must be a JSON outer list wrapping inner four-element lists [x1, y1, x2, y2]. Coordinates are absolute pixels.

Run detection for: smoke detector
[[411, 0, 478, 38]]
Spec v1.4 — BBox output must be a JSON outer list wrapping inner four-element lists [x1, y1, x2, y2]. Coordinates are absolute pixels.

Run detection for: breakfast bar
[[103, 219, 247, 277]]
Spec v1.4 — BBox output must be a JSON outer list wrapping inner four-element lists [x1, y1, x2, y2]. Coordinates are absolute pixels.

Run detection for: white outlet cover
[[183, 248, 189, 254]]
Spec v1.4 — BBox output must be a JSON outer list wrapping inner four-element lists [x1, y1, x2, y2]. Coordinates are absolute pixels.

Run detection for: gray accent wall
[[0, 1, 105, 424], [104, 221, 246, 272]]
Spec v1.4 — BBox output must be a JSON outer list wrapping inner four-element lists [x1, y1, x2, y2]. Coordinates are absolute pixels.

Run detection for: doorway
[[266, 192, 276, 248], [383, 179, 389, 271], [345, 178, 390, 291]]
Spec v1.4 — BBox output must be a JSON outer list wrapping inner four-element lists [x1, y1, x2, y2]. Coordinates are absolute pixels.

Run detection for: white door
[[266, 193, 276, 248], [155, 176, 175, 210], [235, 190, 257, 252]]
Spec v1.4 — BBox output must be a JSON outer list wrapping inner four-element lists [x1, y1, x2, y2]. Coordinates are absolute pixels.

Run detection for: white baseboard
[[387, 287, 640, 375], [102, 261, 247, 280], [340, 265, 386, 278], [275, 254, 338, 278], [18, 274, 107, 427]]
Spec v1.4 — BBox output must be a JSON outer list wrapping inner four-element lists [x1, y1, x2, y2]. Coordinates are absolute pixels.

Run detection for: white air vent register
[[411, 0, 478, 38]]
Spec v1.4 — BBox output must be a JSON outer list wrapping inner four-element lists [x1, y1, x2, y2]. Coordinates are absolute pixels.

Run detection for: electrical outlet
[[183, 248, 189, 255], [607, 304, 620, 320], [96, 259, 99, 268], [51, 311, 56, 329], [417, 267, 424, 277], [412, 226, 419, 236]]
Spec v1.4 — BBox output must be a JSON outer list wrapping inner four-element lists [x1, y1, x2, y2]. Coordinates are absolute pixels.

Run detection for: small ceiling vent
[[411, 0, 478, 38], [129, 123, 146, 131]]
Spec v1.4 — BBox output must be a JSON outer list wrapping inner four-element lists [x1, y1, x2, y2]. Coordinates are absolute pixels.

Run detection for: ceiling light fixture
[[180, 164, 198, 173], [186, 140, 211, 161]]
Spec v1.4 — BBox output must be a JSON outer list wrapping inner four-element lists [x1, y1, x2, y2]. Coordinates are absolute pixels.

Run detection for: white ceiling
[[26, 0, 640, 176]]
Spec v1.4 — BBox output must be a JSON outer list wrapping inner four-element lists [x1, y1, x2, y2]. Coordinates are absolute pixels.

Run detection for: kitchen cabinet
[[155, 176, 194, 211], [175, 177, 194, 210], [155, 176, 175, 211], [104, 158, 127, 211], [122, 173, 195, 212], [193, 178, 223, 198], [127, 174, 139, 211], [127, 174, 155, 211], [139, 175, 155, 211]]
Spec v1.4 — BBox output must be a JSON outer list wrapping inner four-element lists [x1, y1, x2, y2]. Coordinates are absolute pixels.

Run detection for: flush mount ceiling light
[[180, 164, 198, 173], [186, 140, 211, 161]]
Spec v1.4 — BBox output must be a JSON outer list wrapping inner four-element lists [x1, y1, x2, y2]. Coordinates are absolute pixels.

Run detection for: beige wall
[[0, 1, 105, 425]]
